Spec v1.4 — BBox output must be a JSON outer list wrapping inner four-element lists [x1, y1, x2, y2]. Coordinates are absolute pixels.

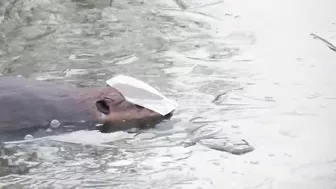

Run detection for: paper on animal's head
[[105, 75, 178, 116]]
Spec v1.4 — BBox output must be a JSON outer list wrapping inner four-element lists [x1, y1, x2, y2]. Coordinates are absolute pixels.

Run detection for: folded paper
[[106, 75, 178, 116]]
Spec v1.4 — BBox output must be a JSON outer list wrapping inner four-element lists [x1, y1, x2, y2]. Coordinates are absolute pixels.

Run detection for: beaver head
[[0, 76, 175, 142], [89, 87, 174, 133]]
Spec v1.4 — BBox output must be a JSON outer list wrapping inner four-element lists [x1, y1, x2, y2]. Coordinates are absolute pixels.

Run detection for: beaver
[[0, 76, 174, 142]]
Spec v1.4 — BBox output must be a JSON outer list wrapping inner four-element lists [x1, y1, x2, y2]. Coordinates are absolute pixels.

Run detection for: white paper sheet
[[106, 75, 178, 116]]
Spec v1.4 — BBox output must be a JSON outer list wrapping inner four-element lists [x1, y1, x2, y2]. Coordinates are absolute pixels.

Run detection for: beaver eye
[[96, 100, 110, 115]]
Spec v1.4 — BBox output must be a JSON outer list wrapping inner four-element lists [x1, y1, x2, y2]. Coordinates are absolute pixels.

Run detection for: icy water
[[1, 0, 336, 188]]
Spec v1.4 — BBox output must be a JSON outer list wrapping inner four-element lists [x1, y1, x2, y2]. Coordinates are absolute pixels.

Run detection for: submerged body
[[0, 76, 173, 142]]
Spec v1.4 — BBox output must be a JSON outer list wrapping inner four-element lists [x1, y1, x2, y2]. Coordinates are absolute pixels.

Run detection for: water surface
[[0, 0, 336, 188]]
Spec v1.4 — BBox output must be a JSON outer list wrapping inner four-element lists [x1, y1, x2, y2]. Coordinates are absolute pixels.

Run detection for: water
[[0, 0, 336, 188]]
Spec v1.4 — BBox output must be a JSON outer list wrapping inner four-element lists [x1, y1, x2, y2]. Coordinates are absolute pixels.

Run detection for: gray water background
[[0, 0, 336, 188]]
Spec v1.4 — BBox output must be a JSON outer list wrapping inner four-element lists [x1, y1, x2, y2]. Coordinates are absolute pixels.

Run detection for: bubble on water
[[45, 128, 52, 132], [50, 119, 60, 128], [24, 134, 34, 140]]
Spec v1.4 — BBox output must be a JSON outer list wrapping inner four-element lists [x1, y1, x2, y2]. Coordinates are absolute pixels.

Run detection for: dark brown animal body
[[0, 76, 173, 142]]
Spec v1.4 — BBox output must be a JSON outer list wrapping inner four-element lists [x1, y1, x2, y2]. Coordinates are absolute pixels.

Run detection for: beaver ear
[[96, 99, 111, 115]]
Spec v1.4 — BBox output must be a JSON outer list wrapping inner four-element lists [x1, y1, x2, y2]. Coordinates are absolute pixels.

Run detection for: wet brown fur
[[0, 76, 173, 141]]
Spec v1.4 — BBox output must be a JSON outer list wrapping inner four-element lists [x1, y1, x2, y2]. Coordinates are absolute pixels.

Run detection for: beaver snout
[[94, 96, 174, 133]]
